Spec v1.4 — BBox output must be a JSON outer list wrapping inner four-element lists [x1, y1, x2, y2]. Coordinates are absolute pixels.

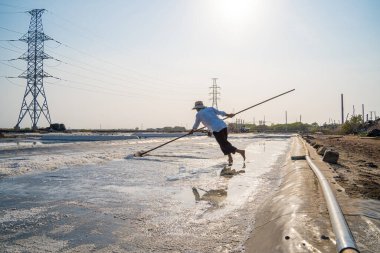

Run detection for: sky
[[0, 0, 379, 129]]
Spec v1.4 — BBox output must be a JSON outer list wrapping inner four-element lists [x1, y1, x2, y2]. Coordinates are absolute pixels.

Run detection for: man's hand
[[189, 129, 195, 135], [207, 131, 212, 137], [226, 113, 235, 118]]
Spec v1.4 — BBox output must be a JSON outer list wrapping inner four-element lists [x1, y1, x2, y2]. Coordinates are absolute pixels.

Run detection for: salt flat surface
[[0, 134, 291, 252]]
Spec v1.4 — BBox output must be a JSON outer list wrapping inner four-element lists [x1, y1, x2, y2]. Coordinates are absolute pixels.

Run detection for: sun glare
[[217, 0, 256, 25]]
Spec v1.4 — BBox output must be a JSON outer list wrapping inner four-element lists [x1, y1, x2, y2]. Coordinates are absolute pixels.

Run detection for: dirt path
[[304, 135, 380, 200]]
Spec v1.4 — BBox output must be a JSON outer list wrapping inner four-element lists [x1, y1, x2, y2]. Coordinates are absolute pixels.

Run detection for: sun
[[217, 0, 256, 25]]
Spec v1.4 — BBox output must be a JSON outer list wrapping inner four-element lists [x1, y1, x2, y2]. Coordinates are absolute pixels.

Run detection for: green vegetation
[[228, 122, 322, 133], [146, 126, 186, 132], [341, 115, 363, 134], [226, 115, 375, 135]]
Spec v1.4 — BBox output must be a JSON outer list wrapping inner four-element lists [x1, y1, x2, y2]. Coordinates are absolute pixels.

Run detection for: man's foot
[[228, 154, 233, 166]]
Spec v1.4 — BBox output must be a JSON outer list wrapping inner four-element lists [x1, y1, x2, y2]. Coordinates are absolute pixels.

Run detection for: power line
[[47, 62, 197, 96], [46, 11, 101, 41], [54, 40, 194, 89], [0, 61, 24, 71], [44, 47, 197, 97], [2, 9, 195, 92], [6, 40, 25, 51], [1, 76, 24, 87], [51, 75, 192, 99], [42, 12, 199, 92], [44, 14, 193, 89], [0, 44, 22, 53], [37, 58, 195, 99], [0, 26, 23, 34], [46, 11, 194, 88], [45, 48, 198, 95], [44, 79, 193, 102], [45, 49, 155, 89], [57, 77, 132, 95], [45, 42, 61, 49], [44, 60, 63, 68], [0, 11, 25, 14], [2, 8, 198, 103], [44, 80, 128, 97], [0, 3, 28, 11]]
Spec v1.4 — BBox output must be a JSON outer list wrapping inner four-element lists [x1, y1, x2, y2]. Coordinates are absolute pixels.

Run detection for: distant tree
[[160, 126, 186, 132], [341, 115, 363, 134]]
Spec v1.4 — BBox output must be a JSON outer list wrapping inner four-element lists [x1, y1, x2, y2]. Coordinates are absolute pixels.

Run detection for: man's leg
[[227, 154, 233, 165], [224, 129, 246, 161], [214, 128, 238, 165], [236, 149, 246, 161]]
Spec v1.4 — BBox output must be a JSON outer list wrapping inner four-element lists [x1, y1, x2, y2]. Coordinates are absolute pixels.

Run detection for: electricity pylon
[[209, 78, 220, 109], [15, 9, 53, 130]]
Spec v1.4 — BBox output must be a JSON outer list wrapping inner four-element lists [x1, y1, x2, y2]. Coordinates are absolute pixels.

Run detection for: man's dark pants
[[213, 127, 237, 155]]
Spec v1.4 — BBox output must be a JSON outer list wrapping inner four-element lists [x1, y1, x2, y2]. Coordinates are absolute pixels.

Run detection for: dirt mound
[[304, 135, 380, 200]]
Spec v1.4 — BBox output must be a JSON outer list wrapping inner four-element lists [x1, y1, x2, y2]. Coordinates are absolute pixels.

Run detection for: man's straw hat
[[192, 101, 206, 110]]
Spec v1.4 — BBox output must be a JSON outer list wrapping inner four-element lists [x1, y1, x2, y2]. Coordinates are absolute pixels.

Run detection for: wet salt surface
[[0, 134, 291, 252]]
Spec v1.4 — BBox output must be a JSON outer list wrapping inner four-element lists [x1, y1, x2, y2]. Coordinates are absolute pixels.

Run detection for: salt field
[[1, 1, 380, 252], [0, 134, 291, 252]]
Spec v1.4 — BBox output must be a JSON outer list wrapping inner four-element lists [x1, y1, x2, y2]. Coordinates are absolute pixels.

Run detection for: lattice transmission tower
[[209, 78, 220, 109], [14, 9, 53, 130]]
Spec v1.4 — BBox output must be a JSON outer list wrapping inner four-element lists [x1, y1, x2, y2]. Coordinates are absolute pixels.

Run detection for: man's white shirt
[[192, 107, 227, 132]]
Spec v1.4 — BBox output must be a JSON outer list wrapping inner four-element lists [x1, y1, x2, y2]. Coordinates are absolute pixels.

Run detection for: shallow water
[[0, 134, 291, 252]]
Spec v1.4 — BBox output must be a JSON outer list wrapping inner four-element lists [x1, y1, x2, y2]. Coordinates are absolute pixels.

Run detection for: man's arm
[[212, 108, 235, 118], [212, 108, 227, 117], [189, 114, 201, 134]]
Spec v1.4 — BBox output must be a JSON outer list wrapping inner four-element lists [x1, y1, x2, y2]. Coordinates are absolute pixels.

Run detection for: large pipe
[[301, 139, 359, 252]]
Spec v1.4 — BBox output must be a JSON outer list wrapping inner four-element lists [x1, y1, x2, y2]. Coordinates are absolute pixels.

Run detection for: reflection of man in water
[[189, 101, 245, 165], [192, 187, 227, 205]]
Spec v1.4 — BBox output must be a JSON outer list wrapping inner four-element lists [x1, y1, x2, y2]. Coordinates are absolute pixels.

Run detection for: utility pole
[[209, 78, 220, 109], [300, 114, 302, 123], [370, 111, 375, 121], [341, 94, 344, 125], [362, 104, 364, 123], [14, 9, 53, 130], [352, 105, 355, 116]]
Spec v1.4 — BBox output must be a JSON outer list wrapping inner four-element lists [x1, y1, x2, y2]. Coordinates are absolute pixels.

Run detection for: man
[[189, 101, 245, 165]]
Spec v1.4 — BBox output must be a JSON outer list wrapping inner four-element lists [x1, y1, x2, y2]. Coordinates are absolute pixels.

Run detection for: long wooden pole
[[135, 89, 295, 157]]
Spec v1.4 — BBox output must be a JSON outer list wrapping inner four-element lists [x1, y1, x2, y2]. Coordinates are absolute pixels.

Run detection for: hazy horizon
[[1, 0, 379, 129]]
